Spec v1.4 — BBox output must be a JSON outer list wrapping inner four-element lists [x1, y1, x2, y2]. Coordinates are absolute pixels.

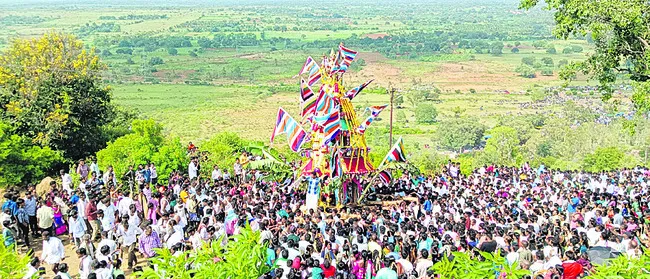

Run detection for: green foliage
[[406, 85, 441, 108], [0, 121, 64, 188], [414, 103, 438, 124], [582, 146, 624, 172], [541, 68, 554, 76], [480, 126, 521, 166], [515, 64, 536, 78], [431, 250, 530, 279], [0, 32, 123, 160], [562, 47, 573, 54], [137, 224, 271, 279], [200, 132, 248, 175], [167, 47, 178, 55], [435, 117, 486, 152], [0, 236, 32, 279], [587, 249, 650, 279], [96, 119, 186, 184], [522, 57, 536, 66], [545, 46, 557, 54], [541, 57, 554, 67], [520, 0, 650, 106], [511, 47, 519, 53], [149, 56, 164, 65]]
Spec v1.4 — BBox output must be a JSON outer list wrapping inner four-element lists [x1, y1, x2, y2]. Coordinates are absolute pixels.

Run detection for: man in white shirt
[[60, 170, 73, 195], [77, 247, 92, 279], [40, 231, 65, 267], [115, 217, 143, 269], [189, 158, 198, 180], [211, 165, 222, 182]]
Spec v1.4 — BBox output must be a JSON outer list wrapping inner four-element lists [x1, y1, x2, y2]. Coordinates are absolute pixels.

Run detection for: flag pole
[[389, 87, 394, 148], [357, 165, 389, 204]]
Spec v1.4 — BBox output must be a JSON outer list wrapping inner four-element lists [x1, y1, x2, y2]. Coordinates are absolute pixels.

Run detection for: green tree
[[511, 47, 520, 53], [490, 41, 504, 55], [541, 68, 554, 76], [414, 103, 438, 124], [167, 47, 178, 55], [0, 32, 123, 160], [96, 119, 187, 185], [435, 117, 486, 152], [558, 59, 569, 67], [0, 121, 63, 187], [522, 57, 536, 66], [541, 57, 554, 67], [582, 146, 624, 172], [149, 56, 164, 65], [515, 64, 536, 78], [562, 47, 574, 54], [520, 0, 650, 112], [515, 41, 521, 47], [546, 46, 557, 54], [480, 126, 521, 166]]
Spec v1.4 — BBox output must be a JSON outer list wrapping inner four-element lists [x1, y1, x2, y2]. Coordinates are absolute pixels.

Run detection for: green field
[[0, 0, 613, 148]]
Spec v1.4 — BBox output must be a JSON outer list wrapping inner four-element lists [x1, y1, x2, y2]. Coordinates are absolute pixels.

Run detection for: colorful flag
[[301, 97, 317, 121], [380, 136, 407, 167], [330, 150, 342, 178], [345, 79, 374, 100], [378, 170, 392, 184], [300, 79, 314, 102], [270, 107, 307, 152], [357, 104, 388, 135], [313, 108, 341, 146], [298, 56, 321, 86], [299, 56, 317, 75], [315, 87, 336, 114], [336, 45, 358, 73]]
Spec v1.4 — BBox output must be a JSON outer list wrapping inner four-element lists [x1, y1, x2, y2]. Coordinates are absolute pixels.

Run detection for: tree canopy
[[0, 32, 124, 160], [520, 0, 650, 111]]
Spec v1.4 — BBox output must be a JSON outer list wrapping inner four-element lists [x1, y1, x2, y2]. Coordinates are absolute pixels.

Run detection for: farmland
[[0, 0, 623, 154]]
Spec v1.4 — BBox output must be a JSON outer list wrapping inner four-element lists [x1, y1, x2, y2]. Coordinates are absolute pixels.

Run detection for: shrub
[[415, 103, 438, 124]]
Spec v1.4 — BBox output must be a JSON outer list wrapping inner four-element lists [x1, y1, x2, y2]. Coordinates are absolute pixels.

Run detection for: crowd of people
[[2, 149, 650, 279]]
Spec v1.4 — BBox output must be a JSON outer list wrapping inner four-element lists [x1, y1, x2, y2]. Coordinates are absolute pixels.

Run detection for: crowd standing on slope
[[2, 144, 650, 279]]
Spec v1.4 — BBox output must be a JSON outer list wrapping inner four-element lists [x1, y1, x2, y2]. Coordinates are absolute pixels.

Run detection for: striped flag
[[270, 107, 307, 152], [298, 56, 321, 86], [300, 79, 314, 102], [335, 45, 358, 73], [345, 79, 374, 100], [313, 108, 341, 146], [330, 150, 342, 178], [315, 87, 336, 114], [380, 136, 407, 167], [299, 56, 317, 75], [378, 170, 392, 184], [357, 104, 388, 135], [301, 97, 317, 121]]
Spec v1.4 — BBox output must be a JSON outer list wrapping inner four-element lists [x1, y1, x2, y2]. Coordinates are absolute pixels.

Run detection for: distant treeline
[[95, 29, 582, 58], [99, 14, 168, 20]]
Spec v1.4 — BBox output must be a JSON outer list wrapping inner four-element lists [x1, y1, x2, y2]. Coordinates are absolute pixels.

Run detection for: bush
[[511, 47, 519, 53], [541, 57, 554, 67], [515, 64, 536, 78], [0, 121, 64, 188], [149, 56, 164, 65], [562, 47, 574, 54], [541, 68, 554, 76], [521, 57, 535, 66], [434, 117, 486, 152], [414, 103, 438, 124], [571, 45, 584, 52], [582, 146, 624, 172], [167, 47, 178, 55], [546, 47, 557, 54], [0, 236, 32, 278], [96, 119, 187, 185]]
